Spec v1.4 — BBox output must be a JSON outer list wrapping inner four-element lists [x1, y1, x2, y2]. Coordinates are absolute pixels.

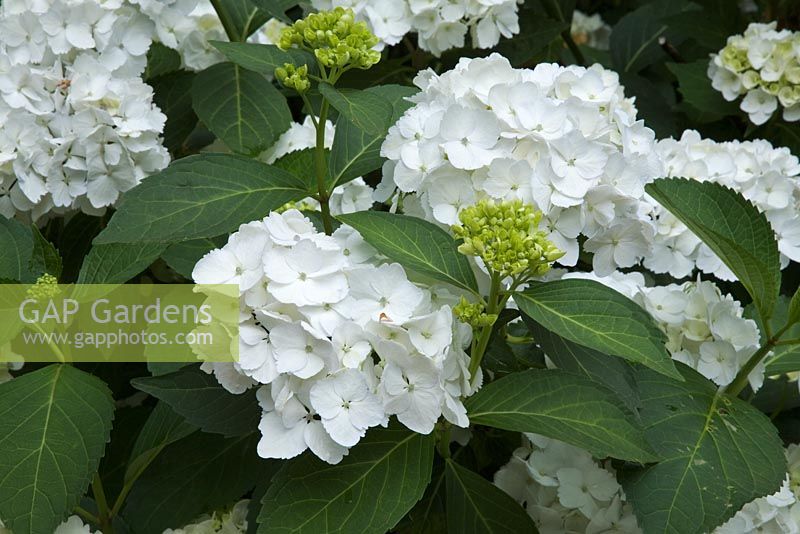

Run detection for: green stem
[[31, 322, 66, 364], [92, 474, 114, 534], [775, 337, 800, 346], [73, 506, 99, 526], [539, 0, 585, 66], [725, 343, 775, 397], [468, 273, 502, 380], [726, 322, 793, 397], [315, 99, 334, 235], [209, 0, 242, 42]]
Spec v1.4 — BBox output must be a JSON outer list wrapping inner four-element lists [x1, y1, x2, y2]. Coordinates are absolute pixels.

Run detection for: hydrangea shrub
[[1, 2, 800, 534]]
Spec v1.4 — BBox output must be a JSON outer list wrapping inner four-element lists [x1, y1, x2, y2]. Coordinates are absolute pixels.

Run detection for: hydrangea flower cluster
[[379, 53, 663, 276], [564, 270, 764, 391], [570, 10, 611, 51], [453, 199, 563, 279], [261, 116, 375, 216], [0, 0, 170, 220], [163, 499, 249, 534], [278, 7, 381, 71], [494, 433, 641, 533], [709, 22, 800, 125], [716, 444, 800, 533], [192, 210, 478, 464], [310, 0, 523, 56], [650, 129, 800, 280]]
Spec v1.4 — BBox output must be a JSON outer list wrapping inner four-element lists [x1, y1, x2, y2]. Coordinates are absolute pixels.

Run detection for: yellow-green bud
[[277, 7, 381, 71], [26, 273, 59, 301], [454, 296, 497, 328], [275, 63, 310, 93], [452, 199, 564, 280]]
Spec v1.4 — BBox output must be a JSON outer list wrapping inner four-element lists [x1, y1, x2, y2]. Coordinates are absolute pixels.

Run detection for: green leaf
[[272, 148, 318, 192], [528, 320, 641, 414], [212, 41, 314, 75], [94, 153, 308, 244], [610, 0, 694, 73], [465, 369, 658, 463], [444, 460, 537, 534], [788, 287, 800, 327], [646, 178, 781, 324], [77, 243, 166, 283], [162, 238, 225, 279], [124, 402, 198, 487], [336, 211, 478, 294], [623, 367, 786, 534], [131, 365, 261, 437], [328, 84, 417, 190], [123, 432, 266, 533], [210, 0, 270, 41], [192, 62, 292, 155], [397, 464, 447, 534], [0, 217, 34, 282], [250, 0, 297, 22], [667, 61, 740, 122], [319, 83, 393, 136], [151, 70, 198, 154], [514, 279, 681, 379], [0, 365, 114, 534], [30, 225, 62, 279], [144, 42, 182, 80], [258, 426, 434, 534]]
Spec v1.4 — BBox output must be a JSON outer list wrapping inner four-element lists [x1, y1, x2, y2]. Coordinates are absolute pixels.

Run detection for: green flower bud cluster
[[452, 199, 564, 280], [454, 297, 497, 328], [275, 63, 310, 93], [26, 274, 59, 301], [278, 7, 381, 71]]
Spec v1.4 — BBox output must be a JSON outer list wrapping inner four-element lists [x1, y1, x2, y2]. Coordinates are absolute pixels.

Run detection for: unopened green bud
[[27, 273, 59, 301], [452, 199, 563, 281], [276, 63, 310, 93], [277, 7, 381, 72], [454, 296, 497, 328]]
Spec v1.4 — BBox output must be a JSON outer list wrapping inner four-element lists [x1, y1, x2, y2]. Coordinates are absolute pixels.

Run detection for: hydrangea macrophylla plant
[[4, 3, 800, 534], [709, 22, 800, 125]]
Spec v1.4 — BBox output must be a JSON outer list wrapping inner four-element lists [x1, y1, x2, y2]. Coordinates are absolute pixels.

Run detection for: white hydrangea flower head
[[380, 53, 663, 276], [192, 210, 479, 464], [564, 270, 764, 391], [570, 10, 610, 50], [261, 116, 375, 215], [709, 22, 800, 125], [310, 0, 524, 56], [163, 499, 249, 533], [649, 129, 800, 280], [0, 0, 170, 221], [494, 433, 641, 533]]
